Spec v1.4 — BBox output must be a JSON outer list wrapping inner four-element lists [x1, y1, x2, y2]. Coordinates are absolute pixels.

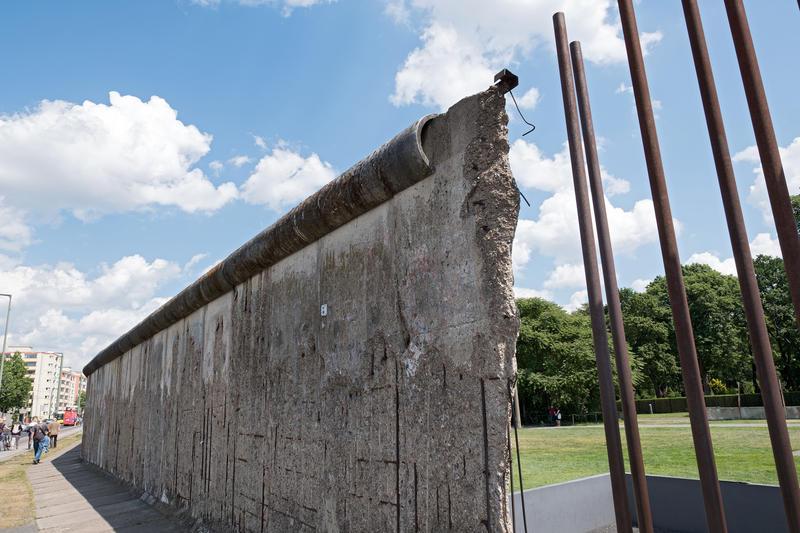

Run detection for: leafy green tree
[[754, 254, 800, 389], [78, 390, 86, 412], [0, 352, 33, 413], [645, 264, 750, 390], [792, 194, 800, 234], [516, 298, 602, 419], [619, 288, 680, 397]]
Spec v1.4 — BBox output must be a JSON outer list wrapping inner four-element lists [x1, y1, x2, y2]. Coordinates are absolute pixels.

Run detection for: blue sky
[[0, 0, 798, 369]]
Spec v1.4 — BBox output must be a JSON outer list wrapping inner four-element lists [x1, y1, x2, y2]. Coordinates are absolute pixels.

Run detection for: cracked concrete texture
[[83, 87, 520, 532]]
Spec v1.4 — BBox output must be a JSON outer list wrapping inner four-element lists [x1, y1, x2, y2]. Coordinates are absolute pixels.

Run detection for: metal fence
[[544, 2, 800, 532]]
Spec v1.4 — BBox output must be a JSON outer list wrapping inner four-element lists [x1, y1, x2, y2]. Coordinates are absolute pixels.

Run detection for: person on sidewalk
[[48, 419, 60, 449], [11, 421, 22, 450], [26, 420, 35, 450], [32, 421, 48, 464]]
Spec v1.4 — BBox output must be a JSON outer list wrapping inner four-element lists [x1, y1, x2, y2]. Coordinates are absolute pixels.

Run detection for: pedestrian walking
[[48, 419, 60, 449], [11, 422, 22, 450], [1, 421, 10, 452], [32, 421, 48, 464]]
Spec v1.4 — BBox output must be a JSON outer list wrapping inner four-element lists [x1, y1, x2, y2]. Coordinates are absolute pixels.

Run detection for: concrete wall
[[507, 471, 788, 533], [707, 406, 800, 420], [627, 474, 789, 533], [510, 474, 616, 533], [82, 88, 520, 532]]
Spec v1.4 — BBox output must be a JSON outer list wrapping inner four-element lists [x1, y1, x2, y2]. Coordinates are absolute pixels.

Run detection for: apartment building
[[3, 347, 63, 419], [58, 367, 87, 412]]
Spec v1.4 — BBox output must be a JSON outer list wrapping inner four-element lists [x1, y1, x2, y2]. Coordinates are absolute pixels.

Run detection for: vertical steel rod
[[724, 0, 800, 329], [553, 12, 632, 532], [508, 419, 517, 533], [681, 2, 800, 530], [616, 1, 728, 531], [512, 386, 528, 533], [570, 40, 654, 533]]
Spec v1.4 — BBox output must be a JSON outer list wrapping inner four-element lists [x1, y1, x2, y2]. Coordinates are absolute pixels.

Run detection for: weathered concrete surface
[[83, 87, 519, 532]]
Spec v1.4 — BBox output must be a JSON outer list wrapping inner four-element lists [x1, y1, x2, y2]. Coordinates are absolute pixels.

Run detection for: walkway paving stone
[[26, 443, 188, 532]]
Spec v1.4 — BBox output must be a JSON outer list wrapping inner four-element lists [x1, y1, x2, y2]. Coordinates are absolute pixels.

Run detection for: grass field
[[511, 417, 800, 490]]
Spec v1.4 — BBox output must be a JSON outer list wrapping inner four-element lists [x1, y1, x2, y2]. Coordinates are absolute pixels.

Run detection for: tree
[[754, 254, 800, 389], [619, 288, 680, 397], [0, 352, 33, 413], [792, 194, 800, 234], [645, 265, 750, 390], [516, 298, 602, 420], [78, 390, 86, 413]]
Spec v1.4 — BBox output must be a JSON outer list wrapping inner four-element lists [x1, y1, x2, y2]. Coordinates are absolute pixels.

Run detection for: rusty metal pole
[[724, 0, 800, 329], [616, 1, 728, 531], [570, 40, 654, 533], [681, 1, 800, 530], [553, 13, 632, 532]]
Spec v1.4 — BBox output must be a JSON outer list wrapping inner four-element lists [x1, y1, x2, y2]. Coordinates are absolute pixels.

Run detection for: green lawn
[[510, 422, 800, 490]]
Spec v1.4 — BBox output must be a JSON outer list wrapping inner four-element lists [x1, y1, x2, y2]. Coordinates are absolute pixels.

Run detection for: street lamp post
[[0, 293, 11, 395]]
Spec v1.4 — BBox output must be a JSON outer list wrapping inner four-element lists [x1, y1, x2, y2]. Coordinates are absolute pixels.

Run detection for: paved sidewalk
[[26, 443, 188, 532]]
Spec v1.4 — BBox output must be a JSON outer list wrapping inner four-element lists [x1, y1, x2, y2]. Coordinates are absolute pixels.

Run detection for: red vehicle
[[63, 409, 78, 426]]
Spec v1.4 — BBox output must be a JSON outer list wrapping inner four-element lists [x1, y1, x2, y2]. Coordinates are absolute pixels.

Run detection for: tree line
[[516, 194, 800, 421]]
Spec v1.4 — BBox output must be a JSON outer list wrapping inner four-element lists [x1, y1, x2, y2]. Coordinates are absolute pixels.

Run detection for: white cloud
[[254, 135, 268, 150], [390, 0, 663, 109], [228, 155, 252, 168], [517, 87, 541, 110], [631, 278, 651, 292], [687, 232, 782, 276], [616, 82, 633, 95], [734, 136, 800, 222], [385, 0, 411, 25], [209, 160, 224, 176], [191, 0, 334, 16], [510, 141, 661, 268], [0, 198, 32, 252], [241, 145, 336, 211], [0, 92, 238, 221], [640, 31, 663, 54], [0, 254, 194, 369], [514, 286, 553, 300], [391, 23, 494, 110], [510, 139, 629, 196], [543, 263, 585, 289], [749, 232, 782, 257], [564, 289, 588, 312], [686, 251, 738, 276]]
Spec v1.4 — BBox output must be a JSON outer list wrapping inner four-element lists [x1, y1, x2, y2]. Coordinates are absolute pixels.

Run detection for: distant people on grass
[[546, 406, 562, 426]]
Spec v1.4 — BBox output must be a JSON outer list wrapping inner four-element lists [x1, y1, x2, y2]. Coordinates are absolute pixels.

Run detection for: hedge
[[616, 391, 800, 414]]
